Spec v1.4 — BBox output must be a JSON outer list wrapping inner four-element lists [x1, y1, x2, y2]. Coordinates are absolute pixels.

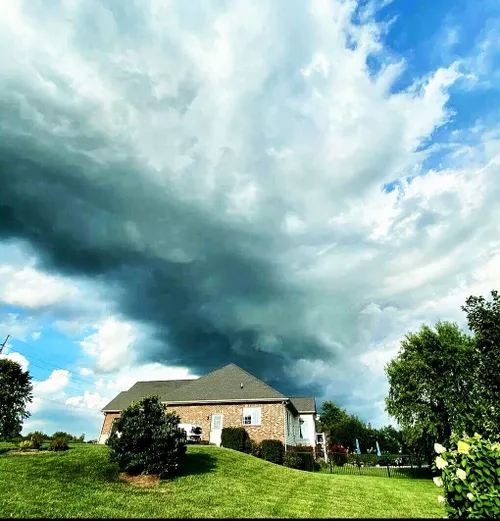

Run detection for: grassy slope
[[0, 444, 443, 518]]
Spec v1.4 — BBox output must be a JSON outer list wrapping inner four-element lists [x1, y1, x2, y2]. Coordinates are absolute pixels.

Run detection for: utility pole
[[0, 334, 10, 354]]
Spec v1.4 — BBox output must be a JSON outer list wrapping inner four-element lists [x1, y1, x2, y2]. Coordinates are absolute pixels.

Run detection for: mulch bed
[[118, 472, 161, 488], [7, 449, 45, 455]]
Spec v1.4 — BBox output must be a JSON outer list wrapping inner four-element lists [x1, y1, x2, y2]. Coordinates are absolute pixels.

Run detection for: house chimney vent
[[240, 383, 243, 388]]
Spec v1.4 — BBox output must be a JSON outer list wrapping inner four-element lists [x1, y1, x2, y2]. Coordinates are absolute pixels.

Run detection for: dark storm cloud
[[0, 130, 330, 396]]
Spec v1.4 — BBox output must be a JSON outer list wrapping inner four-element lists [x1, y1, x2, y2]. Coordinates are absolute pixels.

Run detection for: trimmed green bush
[[284, 451, 302, 469], [261, 439, 284, 465], [244, 439, 261, 458], [50, 436, 69, 452], [221, 427, 248, 452], [433, 433, 500, 518], [287, 446, 317, 471], [107, 395, 187, 479]]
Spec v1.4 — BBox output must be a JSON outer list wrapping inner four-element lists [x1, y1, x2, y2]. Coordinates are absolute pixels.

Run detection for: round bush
[[50, 436, 69, 451], [107, 395, 187, 479]]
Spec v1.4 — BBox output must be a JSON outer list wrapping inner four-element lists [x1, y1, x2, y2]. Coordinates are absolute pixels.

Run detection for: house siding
[[98, 412, 120, 444], [99, 402, 287, 445], [296, 413, 317, 447], [285, 408, 300, 447]]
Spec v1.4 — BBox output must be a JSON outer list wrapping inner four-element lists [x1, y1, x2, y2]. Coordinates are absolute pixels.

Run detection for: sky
[[1, 0, 499, 439]]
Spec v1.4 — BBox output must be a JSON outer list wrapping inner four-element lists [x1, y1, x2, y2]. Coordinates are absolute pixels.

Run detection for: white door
[[209, 414, 223, 446]]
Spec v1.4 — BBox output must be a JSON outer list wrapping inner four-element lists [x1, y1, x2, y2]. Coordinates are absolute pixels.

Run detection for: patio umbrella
[[376, 441, 382, 457], [355, 438, 361, 455]]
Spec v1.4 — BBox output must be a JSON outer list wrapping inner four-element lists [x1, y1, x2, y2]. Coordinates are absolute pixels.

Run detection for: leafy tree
[[319, 401, 348, 431], [385, 321, 477, 463], [376, 425, 403, 454], [462, 290, 500, 436], [0, 359, 33, 440], [107, 395, 187, 478], [328, 414, 368, 452]]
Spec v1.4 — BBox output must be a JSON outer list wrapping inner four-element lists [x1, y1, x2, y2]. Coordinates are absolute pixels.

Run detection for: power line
[[9, 337, 101, 388], [36, 396, 102, 412], [0, 334, 10, 354]]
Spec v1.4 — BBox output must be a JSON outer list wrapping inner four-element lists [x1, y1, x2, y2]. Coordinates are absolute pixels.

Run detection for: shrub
[[329, 444, 348, 466], [261, 439, 284, 465], [107, 395, 187, 479], [18, 439, 35, 450], [284, 451, 303, 469], [50, 436, 69, 452], [51, 431, 73, 442], [286, 446, 317, 471], [245, 439, 261, 458], [433, 433, 500, 519], [25, 431, 45, 449], [221, 427, 248, 452]]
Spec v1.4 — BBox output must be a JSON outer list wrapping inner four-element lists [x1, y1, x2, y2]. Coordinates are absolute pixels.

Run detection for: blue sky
[[1, 0, 499, 439]]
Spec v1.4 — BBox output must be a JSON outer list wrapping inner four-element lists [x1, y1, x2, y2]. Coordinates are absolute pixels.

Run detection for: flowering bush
[[329, 444, 348, 466], [433, 434, 500, 518]]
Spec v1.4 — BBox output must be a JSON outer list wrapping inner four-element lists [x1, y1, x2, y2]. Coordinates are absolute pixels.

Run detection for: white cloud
[[34, 369, 70, 395], [0, 265, 78, 309], [31, 331, 41, 341], [79, 317, 138, 372], [0, 350, 30, 372], [65, 391, 108, 410]]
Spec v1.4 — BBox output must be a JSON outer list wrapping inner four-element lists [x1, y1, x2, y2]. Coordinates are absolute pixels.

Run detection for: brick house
[[98, 363, 323, 450]]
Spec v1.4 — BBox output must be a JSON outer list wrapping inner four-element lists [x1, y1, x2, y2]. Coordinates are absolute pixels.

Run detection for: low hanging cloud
[[1, 0, 500, 423]]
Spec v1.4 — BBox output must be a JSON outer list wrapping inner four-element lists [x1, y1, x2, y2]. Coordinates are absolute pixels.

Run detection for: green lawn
[[0, 444, 444, 518]]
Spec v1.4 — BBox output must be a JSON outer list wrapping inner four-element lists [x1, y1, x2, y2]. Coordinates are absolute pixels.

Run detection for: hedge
[[221, 427, 248, 452], [261, 439, 284, 465]]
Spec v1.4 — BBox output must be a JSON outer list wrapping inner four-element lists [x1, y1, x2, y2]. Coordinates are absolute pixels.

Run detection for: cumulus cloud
[[1, 0, 499, 425], [79, 317, 138, 372], [0, 349, 30, 372], [34, 369, 70, 395]]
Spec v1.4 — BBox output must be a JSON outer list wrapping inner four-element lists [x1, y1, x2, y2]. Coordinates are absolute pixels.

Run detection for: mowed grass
[[0, 444, 444, 518]]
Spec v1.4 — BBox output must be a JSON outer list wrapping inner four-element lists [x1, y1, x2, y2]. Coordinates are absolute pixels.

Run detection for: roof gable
[[167, 363, 286, 402], [102, 364, 305, 411], [289, 396, 316, 413]]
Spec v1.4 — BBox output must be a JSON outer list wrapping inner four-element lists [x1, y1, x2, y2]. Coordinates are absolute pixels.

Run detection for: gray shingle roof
[[102, 380, 193, 411], [289, 396, 316, 413], [102, 364, 306, 412]]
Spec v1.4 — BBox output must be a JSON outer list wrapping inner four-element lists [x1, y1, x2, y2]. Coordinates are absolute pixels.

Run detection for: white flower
[[435, 456, 448, 469], [457, 441, 470, 454], [467, 493, 474, 501], [437, 495, 445, 504], [456, 468, 467, 481], [433, 477, 443, 487], [434, 443, 447, 454]]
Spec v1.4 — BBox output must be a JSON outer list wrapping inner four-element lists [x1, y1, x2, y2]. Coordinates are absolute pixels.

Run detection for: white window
[[299, 419, 305, 438], [242, 407, 261, 426]]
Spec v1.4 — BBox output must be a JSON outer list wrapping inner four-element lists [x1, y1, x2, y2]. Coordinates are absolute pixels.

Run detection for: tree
[[0, 359, 33, 440], [319, 401, 349, 430], [107, 395, 187, 478], [462, 290, 500, 436], [385, 321, 477, 463], [376, 425, 403, 454]]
